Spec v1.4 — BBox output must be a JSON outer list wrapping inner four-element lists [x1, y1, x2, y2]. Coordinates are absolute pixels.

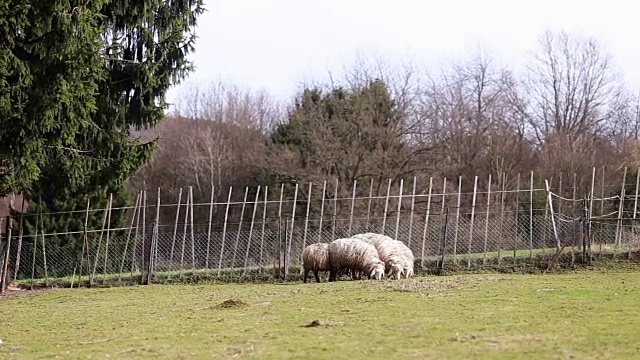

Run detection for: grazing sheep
[[385, 240, 415, 278], [352, 232, 394, 248], [403, 256, 415, 278], [395, 242, 415, 278], [375, 242, 410, 278], [353, 233, 415, 279], [328, 238, 386, 282], [351, 233, 395, 279], [301, 243, 331, 283], [387, 259, 405, 280]]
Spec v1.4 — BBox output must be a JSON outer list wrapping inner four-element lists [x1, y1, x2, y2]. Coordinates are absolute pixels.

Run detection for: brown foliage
[[128, 30, 639, 222]]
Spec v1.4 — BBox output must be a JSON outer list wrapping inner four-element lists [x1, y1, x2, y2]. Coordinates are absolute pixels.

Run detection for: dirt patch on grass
[[484, 333, 560, 350], [214, 299, 249, 309], [0, 285, 50, 301], [302, 320, 343, 327], [377, 275, 499, 292]]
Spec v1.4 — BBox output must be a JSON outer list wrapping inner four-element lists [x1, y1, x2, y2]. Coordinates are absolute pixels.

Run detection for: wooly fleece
[[328, 238, 385, 281], [301, 243, 330, 283], [385, 240, 415, 278], [352, 232, 395, 248], [354, 234, 415, 279], [394, 241, 415, 278]]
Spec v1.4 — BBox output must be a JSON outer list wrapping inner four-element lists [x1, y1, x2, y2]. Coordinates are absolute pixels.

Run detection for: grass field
[[2, 269, 640, 359]]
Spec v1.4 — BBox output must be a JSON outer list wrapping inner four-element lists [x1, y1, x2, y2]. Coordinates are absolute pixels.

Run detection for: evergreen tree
[[0, 1, 204, 278], [0, 0, 205, 195], [271, 79, 407, 186]]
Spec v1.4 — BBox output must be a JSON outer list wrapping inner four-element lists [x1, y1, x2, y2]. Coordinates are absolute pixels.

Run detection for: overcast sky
[[166, 0, 640, 108]]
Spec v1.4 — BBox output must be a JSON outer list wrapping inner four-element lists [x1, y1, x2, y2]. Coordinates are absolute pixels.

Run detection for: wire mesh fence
[[2, 169, 640, 289], [4, 210, 637, 287]]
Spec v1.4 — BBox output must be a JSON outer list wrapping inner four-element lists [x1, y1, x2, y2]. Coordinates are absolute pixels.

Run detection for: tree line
[[5, 22, 640, 279], [5, 27, 639, 258], [129, 30, 638, 225]]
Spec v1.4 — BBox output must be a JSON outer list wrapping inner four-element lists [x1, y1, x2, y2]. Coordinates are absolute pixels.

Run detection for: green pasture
[[2, 268, 640, 359]]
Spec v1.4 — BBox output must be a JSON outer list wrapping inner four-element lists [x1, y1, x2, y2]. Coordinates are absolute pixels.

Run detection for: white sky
[[165, 0, 640, 108]]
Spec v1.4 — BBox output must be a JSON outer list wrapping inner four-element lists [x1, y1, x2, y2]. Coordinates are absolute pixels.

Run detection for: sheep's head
[[395, 255, 413, 278], [389, 262, 404, 280], [403, 266, 414, 278], [369, 262, 385, 280], [384, 256, 402, 278]]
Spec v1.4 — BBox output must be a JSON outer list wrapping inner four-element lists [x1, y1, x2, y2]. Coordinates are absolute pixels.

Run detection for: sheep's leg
[[329, 268, 337, 282], [353, 269, 362, 280], [314, 270, 321, 283], [303, 269, 309, 283]]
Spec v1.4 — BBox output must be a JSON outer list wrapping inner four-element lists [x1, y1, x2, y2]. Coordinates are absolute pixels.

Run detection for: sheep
[[343, 232, 395, 279], [387, 258, 405, 280], [396, 241, 415, 278], [384, 240, 415, 278], [301, 243, 330, 283], [373, 238, 414, 278], [352, 232, 394, 248], [394, 254, 414, 278], [375, 241, 412, 279], [352, 233, 415, 279], [327, 238, 386, 282], [402, 255, 415, 278], [351, 233, 397, 278]]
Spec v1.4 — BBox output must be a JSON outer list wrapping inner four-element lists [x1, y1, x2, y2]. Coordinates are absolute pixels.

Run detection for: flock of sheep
[[300, 232, 415, 283]]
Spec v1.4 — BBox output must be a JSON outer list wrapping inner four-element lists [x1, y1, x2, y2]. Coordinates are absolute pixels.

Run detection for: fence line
[[2, 167, 640, 290]]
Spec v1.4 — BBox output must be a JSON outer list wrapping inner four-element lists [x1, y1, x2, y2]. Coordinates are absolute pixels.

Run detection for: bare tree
[[130, 82, 282, 223], [415, 50, 532, 183], [128, 30, 640, 222], [520, 30, 634, 180], [171, 81, 284, 132], [525, 30, 623, 145]]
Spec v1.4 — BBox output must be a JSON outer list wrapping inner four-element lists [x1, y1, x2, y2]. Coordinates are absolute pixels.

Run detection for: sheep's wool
[[328, 238, 385, 281], [301, 243, 330, 283]]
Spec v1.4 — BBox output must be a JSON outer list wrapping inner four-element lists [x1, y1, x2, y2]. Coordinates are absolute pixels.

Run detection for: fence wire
[[2, 191, 640, 288]]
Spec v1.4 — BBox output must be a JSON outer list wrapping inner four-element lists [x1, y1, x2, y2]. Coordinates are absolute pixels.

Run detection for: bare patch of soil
[[0, 285, 50, 301], [214, 299, 249, 309], [302, 319, 343, 327]]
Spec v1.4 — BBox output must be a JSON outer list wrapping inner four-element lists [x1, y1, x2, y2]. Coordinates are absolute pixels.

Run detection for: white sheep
[[352, 233, 400, 278], [327, 238, 386, 281], [353, 233, 415, 279], [386, 256, 405, 280], [352, 232, 394, 248], [385, 239, 415, 278], [375, 240, 412, 279], [301, 243, 331, 283], [396, 241, 415, 278]]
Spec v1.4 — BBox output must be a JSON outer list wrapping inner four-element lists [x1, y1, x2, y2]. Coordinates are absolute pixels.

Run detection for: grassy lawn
[[2, 270, 640, 359]]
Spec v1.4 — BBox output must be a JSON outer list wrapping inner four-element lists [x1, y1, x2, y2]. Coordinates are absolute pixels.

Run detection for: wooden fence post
[[1, 216, 13, 293]]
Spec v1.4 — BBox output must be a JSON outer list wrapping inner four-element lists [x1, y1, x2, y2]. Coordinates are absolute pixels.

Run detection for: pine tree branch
[[48, 146, 94, 154]]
